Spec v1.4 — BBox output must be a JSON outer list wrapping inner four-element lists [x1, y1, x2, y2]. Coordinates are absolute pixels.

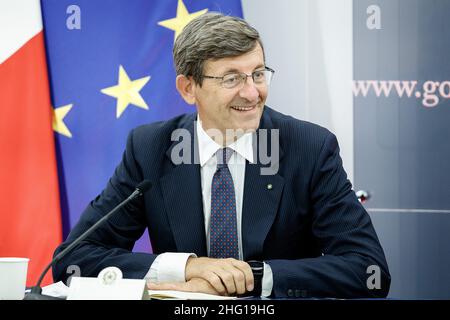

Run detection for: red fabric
[[0, 31, 62, 286]]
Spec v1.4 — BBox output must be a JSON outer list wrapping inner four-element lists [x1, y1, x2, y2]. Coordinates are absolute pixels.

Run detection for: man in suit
[[53, 13, 390, 298]]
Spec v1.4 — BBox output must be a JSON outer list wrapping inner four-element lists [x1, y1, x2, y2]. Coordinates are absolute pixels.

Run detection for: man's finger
[[230, 259, 254, 292], [214, 268, 237, 295], [204, 271, 228, 296], [222, 264, 246, 295]]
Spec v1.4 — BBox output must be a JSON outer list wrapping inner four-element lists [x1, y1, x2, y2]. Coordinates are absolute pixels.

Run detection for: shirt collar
[[196, 116, 254, 167]]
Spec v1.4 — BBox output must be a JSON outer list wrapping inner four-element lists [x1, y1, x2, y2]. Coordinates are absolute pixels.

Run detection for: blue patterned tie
[[209, 147, 239, 259]]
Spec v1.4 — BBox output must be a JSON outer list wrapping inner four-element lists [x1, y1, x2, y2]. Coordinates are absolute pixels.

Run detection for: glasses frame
[[202, 66, 275, 89]]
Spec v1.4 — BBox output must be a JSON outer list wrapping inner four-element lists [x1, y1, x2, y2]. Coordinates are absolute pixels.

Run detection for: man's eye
[[253, 71, 265, 80], [223, 75, 240, 85]]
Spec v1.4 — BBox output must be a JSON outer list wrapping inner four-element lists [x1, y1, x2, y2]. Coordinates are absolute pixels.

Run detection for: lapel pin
[[267, 184, 273, 190]]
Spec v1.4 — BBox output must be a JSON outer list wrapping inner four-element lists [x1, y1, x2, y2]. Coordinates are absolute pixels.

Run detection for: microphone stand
[[24, 181, 151, 300]]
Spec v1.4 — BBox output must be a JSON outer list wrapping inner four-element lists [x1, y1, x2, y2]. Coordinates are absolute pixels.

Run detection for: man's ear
[[176, 74, 196, 105]]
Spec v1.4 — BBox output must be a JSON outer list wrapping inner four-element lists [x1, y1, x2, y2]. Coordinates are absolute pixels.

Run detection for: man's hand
[[185, 257, 254, 296], [147, 278, 221, 296]]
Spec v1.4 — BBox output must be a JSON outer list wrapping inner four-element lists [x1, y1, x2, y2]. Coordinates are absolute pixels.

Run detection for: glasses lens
[[252, 70, 266, 83], [222, 74, 242, 89], [220, 69, 274, 88], [263, 70, 273, 85], [253, 70, 273, 86]]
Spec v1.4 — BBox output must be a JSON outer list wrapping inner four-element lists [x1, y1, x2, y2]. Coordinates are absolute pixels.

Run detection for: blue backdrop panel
[[354, 0, 450, 299]]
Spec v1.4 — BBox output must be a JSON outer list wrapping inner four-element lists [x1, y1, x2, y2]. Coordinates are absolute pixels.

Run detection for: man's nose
[[239, 77, 259, 101]]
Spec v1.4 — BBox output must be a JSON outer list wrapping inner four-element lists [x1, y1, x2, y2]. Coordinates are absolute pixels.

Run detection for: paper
[[42, 282, 237, 300], [42, 281, 69, 299], [67, 267, 149, 300], [148, 290, 237, 300], [41, 267, 237, 300]]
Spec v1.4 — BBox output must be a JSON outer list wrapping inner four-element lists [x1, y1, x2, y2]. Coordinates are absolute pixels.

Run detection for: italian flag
[[0, 0, 62, 286]]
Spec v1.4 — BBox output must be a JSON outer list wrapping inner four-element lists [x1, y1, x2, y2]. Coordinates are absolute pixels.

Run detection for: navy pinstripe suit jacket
[[53, 106, 390, 298]]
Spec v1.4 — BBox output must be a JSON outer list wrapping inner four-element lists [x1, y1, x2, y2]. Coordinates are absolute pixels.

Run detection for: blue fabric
[[41, 0, 243, 253], [53, 106, 391, 298], [210, 148, 239, 259]]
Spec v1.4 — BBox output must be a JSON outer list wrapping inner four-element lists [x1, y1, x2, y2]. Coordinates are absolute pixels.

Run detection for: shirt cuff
[[261, 262, 273, 297], [144, 252, 197, 283]]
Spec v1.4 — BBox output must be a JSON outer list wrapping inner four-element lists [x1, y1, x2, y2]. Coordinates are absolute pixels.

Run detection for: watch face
[[246, 260, 264, 296]]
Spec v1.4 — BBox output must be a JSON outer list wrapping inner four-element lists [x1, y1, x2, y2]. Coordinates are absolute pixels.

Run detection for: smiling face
[[177, 43, 268, 137]]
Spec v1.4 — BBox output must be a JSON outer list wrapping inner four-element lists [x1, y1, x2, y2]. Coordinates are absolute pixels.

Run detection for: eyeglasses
[[202, 67, 275, 89]]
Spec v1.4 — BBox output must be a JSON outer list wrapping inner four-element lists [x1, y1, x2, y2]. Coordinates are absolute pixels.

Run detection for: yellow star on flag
[[53, 104, 73, 138], [101, 65, 150, 118], [158, 0, 208, 41]]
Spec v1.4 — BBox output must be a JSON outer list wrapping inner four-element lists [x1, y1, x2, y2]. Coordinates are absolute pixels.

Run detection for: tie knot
[[216, 148, 233, 168]]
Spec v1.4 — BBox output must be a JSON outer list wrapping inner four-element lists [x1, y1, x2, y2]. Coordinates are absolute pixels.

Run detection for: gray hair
[[173, 12, 264, 86]]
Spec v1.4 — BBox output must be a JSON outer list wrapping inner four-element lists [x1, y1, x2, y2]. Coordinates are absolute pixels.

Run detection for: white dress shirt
[[145, 117, 273, 297]]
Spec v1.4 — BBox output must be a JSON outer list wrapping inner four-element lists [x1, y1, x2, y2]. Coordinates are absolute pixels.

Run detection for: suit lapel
[[160, 113, 207, 256], [242, 108, 285, 260], [159, 108, 284, 259]]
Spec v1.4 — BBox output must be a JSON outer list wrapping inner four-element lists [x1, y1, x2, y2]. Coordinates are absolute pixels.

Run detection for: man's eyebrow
[[221, 68, 241, 74]]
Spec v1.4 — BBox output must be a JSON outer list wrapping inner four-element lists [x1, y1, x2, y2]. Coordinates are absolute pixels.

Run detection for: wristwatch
[[247, 260, 264, 296]]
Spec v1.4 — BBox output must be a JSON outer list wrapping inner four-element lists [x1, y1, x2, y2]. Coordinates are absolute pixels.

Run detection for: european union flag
[[42, 0, 243, 252]]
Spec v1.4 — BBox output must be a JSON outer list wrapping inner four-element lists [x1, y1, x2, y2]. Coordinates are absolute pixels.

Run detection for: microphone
[[24, 180, 152, 300]]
